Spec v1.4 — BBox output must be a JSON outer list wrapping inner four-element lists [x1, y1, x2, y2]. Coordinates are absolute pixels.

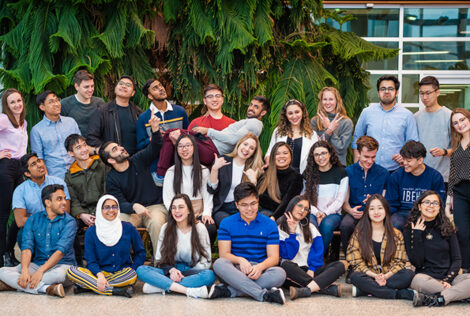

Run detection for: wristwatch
[[442, 148, 448, 156]]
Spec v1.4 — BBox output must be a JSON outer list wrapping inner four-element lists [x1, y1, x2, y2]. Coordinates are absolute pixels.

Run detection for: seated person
[[385, 141, 446, 231], [162, 134, 216, 244], [258, 142, 303, 219], [67, 195, 145, 297], [340, 136, 389, 256], [137, 194, 216, 298], [0, 185, 76, 297], [12, 153, 70, 247], [278, 195, 347, 300], [208, 133, 264, 226], [30, 90, 80, 179], [347, 194, 415, 300], [99, 112, 167, 256], [403, 191, 470, 307], [208, 182, 287, 305]]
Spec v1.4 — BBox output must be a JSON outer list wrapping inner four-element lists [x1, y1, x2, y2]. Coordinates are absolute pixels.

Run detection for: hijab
[[95, 195, 122, 247]]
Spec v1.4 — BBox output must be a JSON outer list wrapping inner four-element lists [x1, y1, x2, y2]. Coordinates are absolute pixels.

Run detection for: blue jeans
[[310, 213, 341, 251], [136, 263, 216, 291]]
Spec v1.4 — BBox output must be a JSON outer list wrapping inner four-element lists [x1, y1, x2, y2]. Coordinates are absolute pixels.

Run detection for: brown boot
[[290, 286, 312, 300], [0, 280, 15, 291], [46, 284, 65, 298]]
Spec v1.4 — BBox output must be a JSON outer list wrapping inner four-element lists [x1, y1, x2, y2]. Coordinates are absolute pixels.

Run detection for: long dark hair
[[159, 194, 209, 267], [1, 88, 26, 128], [303, 141, 342, 207], [353, 194, 397, 266], [173, 134, 203, 197], [404, 190, 456, 237], [278, 195, 312, 243], [450, 108, 470, 151], [276, 99, 314, 138]]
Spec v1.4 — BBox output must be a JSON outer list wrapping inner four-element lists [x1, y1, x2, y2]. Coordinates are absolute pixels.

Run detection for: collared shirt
[[30, 115, 80, 179], [352, 103, 419, 171], [218, 212, 279, 263], [150, 101, 173, 121], [346, 162, 390, 212], [0, 113, 28, 159], [21, 211, 77, 266], [12, 175, 70, 215]]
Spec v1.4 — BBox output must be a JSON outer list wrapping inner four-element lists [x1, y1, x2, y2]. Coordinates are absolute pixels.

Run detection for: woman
[[446, 108, 470, 271], [208, 132, 264, 226], [258, 142, 303, 219], [163, 134, 216, 243], [278, 195, 347, 300], [266, 99, 318, 173], [0, 88, 28, 267], [67, 195, 145, 297], [304, 141, 348, 251], [137, 194, 216, 298], [404, 191, 470, 307], [346, 194, 415, 300], [311, 87, 353, 165]]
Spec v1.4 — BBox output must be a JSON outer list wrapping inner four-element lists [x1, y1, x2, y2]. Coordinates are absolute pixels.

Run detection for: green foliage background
[[0, 0, 397, 158]]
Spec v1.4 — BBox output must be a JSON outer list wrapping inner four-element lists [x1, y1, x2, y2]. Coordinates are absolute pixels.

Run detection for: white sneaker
[[142, 283, 165, 295], [186, 286, 209, 299]]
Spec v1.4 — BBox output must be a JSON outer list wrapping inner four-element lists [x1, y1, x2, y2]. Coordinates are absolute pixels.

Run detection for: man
[[340, 136, 389, 256], [192, 96, 269, 155], [30, 90, 81, 179], [87, 75, 143, 156], [385, 141, 446, 230], [136, 79, 189, 184], [99, 112, 166, 255], [414, 76, 452, 187], [61, 69, 106, 137], [352, 75, 419, 172], [209, 182, 286, 304], [0, 185, 76, 297]]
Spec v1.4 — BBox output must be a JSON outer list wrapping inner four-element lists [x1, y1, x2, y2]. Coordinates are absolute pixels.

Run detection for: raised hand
[[212, 154, 231, 170], [285, 212, 298, 234], [411, 217, 426, 231], [317, 112, 330, 130], [327, 113, 344, 133], [148, 110, 161, 133], [243, 168, 259, 184]]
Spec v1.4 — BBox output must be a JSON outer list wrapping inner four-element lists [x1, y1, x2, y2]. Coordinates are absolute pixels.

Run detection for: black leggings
[[350, 269, 414, 299], [281, 260, 346, 289], [453, 180, 470, 269]]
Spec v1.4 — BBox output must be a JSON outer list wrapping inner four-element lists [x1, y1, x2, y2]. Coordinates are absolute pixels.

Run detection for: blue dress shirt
[[30, 115, 80, 179]]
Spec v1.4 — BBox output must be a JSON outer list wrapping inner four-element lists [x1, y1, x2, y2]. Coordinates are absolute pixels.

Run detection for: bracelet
[[442, 148, 448, 156]]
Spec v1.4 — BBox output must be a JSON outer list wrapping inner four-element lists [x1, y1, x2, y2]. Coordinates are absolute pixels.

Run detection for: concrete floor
[[0, 279, 467, 316]]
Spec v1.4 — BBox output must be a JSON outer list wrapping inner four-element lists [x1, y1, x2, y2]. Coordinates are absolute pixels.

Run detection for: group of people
[[0, 70, 469, 307]]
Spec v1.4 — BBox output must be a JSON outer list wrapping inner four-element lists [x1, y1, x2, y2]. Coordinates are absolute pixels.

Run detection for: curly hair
[[303, 140, 342, 207], [276, 99, 313, 138], [404, 190, 456, 237], [313, 87, 349, 131]]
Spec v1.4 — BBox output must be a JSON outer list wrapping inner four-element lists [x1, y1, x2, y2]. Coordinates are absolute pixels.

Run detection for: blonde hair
[[314, 87, 348, 130], [227, 133, 264, 182]]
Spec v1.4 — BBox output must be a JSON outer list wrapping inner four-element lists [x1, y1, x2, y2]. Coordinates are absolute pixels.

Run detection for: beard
[[113, 152, 129, 163]]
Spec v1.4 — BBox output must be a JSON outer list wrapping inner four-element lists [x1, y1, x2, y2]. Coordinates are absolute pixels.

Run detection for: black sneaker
[[396, 288, 416, 301], [413, 293, 444, 307], [112, 286, 133, 298], [352, 285, 367, 297], [263, 287, 286, 305], [73, 284, 91, 294], [318, 284, 342, 297], [208, 284, 231, 299]]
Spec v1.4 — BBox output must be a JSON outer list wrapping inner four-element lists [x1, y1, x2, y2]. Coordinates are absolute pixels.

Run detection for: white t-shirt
[[224, 162, 245, 203]]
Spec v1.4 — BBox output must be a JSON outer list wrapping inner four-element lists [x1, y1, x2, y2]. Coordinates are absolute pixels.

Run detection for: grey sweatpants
[[213, 257, 286, 301], [411, 273, 470, 304]]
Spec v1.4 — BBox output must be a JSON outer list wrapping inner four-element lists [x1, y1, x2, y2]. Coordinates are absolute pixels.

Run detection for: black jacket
[[207, 156, 234, 214], [86, 99, 142, 149]]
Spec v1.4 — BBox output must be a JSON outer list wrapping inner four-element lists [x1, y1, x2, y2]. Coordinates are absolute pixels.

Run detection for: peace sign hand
[[285, 212, 298, 234], [317, 112, 330, 129], [328, 113, 344, 132], [411, 216, 426, 231]]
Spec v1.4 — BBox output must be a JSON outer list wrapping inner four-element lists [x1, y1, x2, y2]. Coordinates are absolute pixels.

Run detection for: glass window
[[404, 8, 470, 37], [364, 42, 399, 70], [326, 8, 399, 37], [402, 74, 419, 104], [402, 41, 470, 70], [438, 84, 470, 110]]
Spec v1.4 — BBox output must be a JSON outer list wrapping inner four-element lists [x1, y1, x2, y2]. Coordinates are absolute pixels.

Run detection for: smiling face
[[368, 198, 386, 224], [104, 142, 129, 165], [313, 146, 331, 169], [203, 89, 224, 112], [171, 198, 190, 224], [177, 137, 194, 162], [236, 194, 259, 223], [378, 80, 399, 106], [102, 199, 119, 221], [321, 91, 337, 114], [47, 190, 67, 216], [285, 104, 303, 127], [418, 194, 440, 221], [274, 145, 292, 170], [69, 138, 90, 161], [290, 199, 310, 221], [237, 137, 257, 160], [402, 157, 423, 174], [75, 79, 95, 101], [358, 147, 377, 171], [6, 92, 24, 117], [147, 80, 167, 102], [39, 93, 61, 119], [246, 99, 265, 119], [452, 113, 470, 136], [115, 78, 135, 99]]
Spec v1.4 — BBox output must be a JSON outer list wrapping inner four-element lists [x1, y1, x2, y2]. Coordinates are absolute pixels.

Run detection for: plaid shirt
[[346, 228, 409, 274]]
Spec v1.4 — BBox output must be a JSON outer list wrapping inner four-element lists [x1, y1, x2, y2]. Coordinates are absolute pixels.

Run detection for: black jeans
[[339, 214, 359, 254], [281, 260, 346, 289], [213, 202, 238, 227], [0, 158, 23, 255], [350, 269, 414, 299], [453, 180, 470, 269]]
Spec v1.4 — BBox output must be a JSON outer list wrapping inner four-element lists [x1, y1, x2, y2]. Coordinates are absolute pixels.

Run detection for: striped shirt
[[218, 212, 279, 263], [448, 145, 470, 196]]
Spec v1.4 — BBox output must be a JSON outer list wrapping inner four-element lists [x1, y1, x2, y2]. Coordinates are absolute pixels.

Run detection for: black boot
[[73, 284, 92, 294], [290, 286, 312, 300], [318, 284, 342, 297], [112, 286, 133, 298], [3, 252, 19, 267]]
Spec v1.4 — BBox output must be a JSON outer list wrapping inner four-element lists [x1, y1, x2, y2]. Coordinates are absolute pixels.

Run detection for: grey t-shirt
[[414, 106, 452, 181], [61, 95, 106, 137]]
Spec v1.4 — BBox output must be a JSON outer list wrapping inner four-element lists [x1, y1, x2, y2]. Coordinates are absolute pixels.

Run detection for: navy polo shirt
[[218, 212, 279, 263], [346, 162, 390, 211]]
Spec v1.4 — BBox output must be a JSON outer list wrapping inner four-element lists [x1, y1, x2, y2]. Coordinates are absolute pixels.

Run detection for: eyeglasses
[[177, 144, 193, 150], [118, 81, 133, 88], [313, 151, 329, 158], [379, 87, 395, 92], [103, 205, 119, 211], [296, 203, 309, 213], [238, 201, 259, 209], [205, 94, 223, 99], [421, 201, 439, 207], [419, 89, 437, 97]]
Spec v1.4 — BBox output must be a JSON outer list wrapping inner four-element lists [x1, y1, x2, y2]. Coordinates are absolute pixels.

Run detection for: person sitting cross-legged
[[67, 195, 145, 297], [208, 182, 287, 305]]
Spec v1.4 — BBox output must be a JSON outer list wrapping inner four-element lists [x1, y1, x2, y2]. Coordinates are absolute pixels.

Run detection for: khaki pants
[[120, 204, 168, 256], [411, 273, 470, 304]]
